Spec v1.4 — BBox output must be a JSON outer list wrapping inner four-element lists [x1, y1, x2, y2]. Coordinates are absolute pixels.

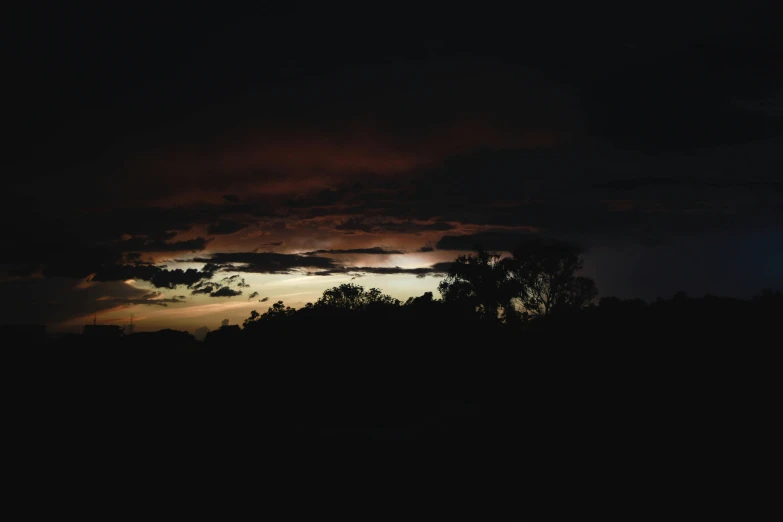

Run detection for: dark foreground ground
[[5, 296, 779, 452], [3, 299, 779, 513]]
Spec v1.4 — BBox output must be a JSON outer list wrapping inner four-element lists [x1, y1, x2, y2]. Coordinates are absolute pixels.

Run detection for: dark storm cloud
[[209, 287, 243, 298], [590, 176, 783, 193], [190, 282, 216, 295], [374, 139, 783, 247], [312, 262, 452, 278], [589, 177, 682, 191], [175, 270, 249, 297], [2, 203, 252, 280], [114, 237, 210, 252], [219, 274, 250, 288], [91, 203, 279, 242], [207, 220, 248, 235], [334, 219, 455, 234], [109, 293, 185, 307], [10, 203, 279, 263], [124, 252, 145, 263], [436, 232, 543, 252], [4, 1, 782, 314], [0, 278, 178, 326], [331, 220, 374, 233], [88, 264, 160, 283], [145, 266, 219, 289], [191, 252, 337, 274], [190, 280, 242, 298], [286, 189, 343, 209], [304, 247, 404, 255], [83, 208, 203, 242], [352, 263, 452, 277], [581, 30, 783, 152], [8, 2, 780, 179], [1, 218, 125, 278], [39, 248, 124, 280], [90, 264, 217, 289], [436, 231, 589, 255]]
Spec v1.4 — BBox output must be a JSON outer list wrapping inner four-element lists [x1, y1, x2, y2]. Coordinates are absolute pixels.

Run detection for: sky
[[2, 2, 782, 334]]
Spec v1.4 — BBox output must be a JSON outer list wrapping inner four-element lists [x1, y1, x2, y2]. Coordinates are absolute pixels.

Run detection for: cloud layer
[[3, 3, 782, 328]]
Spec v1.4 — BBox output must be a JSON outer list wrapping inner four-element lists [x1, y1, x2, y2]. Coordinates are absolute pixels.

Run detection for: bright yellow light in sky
[[58, 266, 444, 335]]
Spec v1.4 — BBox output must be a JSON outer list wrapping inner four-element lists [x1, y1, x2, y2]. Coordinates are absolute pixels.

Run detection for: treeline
[[5, 243, 780, 441], [11, 240, 783, 350], [208, 240, 782, 347], [9, 284, 778, 442], [236, 239, 602, 331]]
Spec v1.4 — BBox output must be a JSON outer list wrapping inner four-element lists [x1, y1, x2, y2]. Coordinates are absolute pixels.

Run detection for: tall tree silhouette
[[438, 247, 512, 320], [507, 239, 598, 316], [243, 300, 295, 329], [404, 291, 436, 307], [315, 283, 399, 311]]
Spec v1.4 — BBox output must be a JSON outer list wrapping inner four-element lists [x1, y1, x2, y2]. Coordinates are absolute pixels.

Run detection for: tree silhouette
[[507, 239, 598, 316], [243, 300, 295, 329], [404, 291, 436, 307], [242, 310, 260, 328], [315, 283, 399, 311], [437, 247, 512, 320]]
